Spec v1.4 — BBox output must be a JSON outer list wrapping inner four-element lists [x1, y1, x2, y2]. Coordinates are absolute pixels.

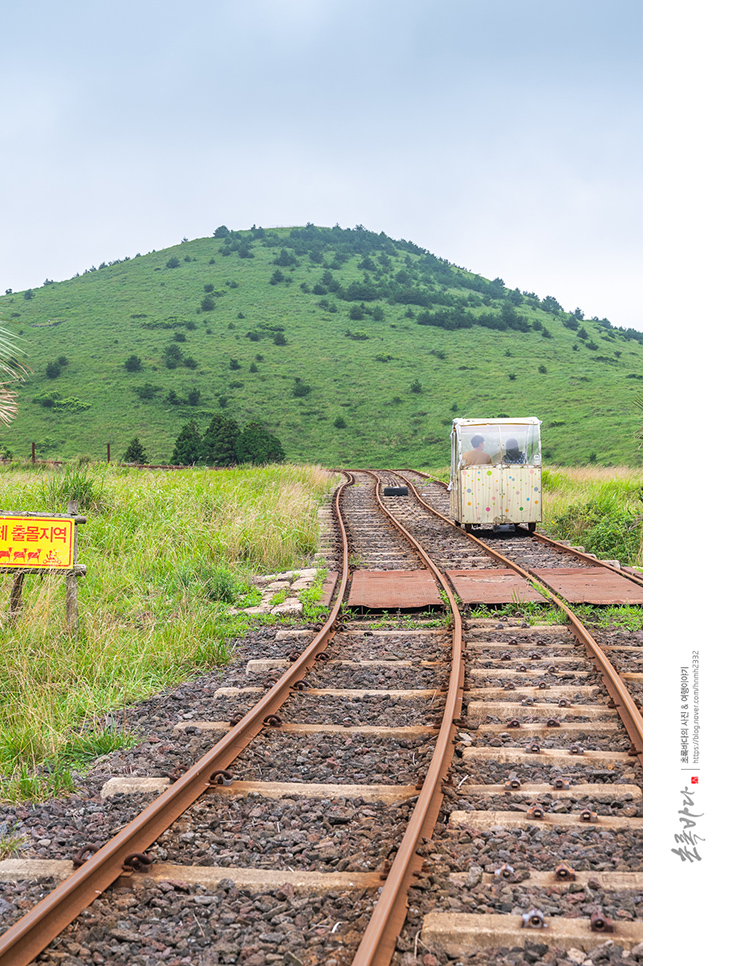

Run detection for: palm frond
[[0, 324, 29, 425]]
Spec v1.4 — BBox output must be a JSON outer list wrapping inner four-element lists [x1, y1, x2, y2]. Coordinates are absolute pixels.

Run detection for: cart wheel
[[527, 522, 536, 533]]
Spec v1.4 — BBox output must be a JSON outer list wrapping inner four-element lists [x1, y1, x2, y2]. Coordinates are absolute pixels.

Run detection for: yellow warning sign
[[0, 516, 75, 570]]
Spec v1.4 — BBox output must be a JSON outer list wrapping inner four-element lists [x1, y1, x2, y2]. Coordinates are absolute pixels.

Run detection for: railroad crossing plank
[[446, 569, 544, 604], [347, 570, 442, 608], [531, 567, 643, 605]]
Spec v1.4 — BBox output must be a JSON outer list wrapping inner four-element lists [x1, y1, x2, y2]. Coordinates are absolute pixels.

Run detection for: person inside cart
[[462, 435, 493, 466], [503, 437, 526, 464]]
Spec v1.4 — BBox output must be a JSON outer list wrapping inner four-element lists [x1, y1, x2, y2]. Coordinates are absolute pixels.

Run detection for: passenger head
[[506, 438, 519, 451], [470, 435, 484, 449]]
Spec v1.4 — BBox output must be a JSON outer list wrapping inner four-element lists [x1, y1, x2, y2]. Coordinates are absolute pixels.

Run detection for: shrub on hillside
[[236, 422, 285, 465], [123, 437, 148, 464], [164, 344, 183, 369], [124, 355, 143, 372], [134, 383, 162, 400], [273, 249, 297, 267], [202, 414, 241, 466], [171, 420, 204, 465]]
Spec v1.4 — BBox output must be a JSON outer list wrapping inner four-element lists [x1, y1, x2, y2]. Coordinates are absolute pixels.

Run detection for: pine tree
[[122, 436, 148, 463], [236, 422, 285, 465], [202, 415, 240, 465], [171, 420, 203, 465]]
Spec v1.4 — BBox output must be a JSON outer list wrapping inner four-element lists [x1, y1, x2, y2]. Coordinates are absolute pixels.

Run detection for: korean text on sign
[[0, 516, 75, 570]]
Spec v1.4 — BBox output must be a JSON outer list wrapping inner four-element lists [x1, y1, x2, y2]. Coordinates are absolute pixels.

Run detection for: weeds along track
[[0, 470, 642, 966]]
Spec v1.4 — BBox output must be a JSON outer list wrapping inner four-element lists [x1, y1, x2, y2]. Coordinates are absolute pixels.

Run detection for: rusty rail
[[395, 471, 643, 764], [0, 476, 353, 966], [351, 471, 465, 966]]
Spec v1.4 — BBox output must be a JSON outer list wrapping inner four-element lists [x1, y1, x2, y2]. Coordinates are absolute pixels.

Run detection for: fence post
[[8, 573, 25, 622], [31, 443, 36, 463], [66, 499, 79, 634], [107, 443, 111, 463]]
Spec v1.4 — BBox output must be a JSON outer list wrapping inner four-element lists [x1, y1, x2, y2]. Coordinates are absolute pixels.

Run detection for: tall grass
[[0, 462, 335, 799], [541, 466, 643, 567]]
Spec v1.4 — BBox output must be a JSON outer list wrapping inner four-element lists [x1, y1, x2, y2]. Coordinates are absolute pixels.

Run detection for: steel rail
[[350, 470, 465, 966], [394, 471, 643, 765], [403, 468, 643, 587], [0, 475, 353, 966]]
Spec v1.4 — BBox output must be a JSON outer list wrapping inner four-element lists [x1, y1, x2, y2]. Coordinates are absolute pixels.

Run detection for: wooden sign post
[[0, 501, 87, 633]]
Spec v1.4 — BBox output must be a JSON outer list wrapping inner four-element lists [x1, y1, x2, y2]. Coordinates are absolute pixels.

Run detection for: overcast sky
[[2, 0, 642, 328]]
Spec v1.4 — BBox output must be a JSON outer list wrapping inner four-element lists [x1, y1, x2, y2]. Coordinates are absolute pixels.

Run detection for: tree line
[[122, 415, 285, 466]]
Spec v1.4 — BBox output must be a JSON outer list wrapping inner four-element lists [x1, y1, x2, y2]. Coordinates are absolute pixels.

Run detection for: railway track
[[0, 470, 642, 966]]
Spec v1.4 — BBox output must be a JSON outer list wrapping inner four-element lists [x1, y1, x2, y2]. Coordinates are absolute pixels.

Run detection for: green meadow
[[0, 225, 642, 468], [0, 462, 334, 802]]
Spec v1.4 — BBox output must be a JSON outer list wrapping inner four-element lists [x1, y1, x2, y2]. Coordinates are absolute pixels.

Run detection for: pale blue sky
[[1, 0, 642, 328]]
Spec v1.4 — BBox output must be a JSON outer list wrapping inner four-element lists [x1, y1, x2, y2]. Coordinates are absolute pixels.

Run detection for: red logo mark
[[691, 776, 699, 784]]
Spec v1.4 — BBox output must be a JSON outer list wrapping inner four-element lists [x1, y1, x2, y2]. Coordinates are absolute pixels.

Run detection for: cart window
[[454, 422, 540, 468], [495, 424, 540, 465]]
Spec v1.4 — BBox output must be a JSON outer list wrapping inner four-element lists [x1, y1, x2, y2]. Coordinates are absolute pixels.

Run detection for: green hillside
[[0, 225, 642, 467]]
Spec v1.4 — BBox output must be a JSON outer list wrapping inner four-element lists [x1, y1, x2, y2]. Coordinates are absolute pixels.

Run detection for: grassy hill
[[0, 225, 642, 467]]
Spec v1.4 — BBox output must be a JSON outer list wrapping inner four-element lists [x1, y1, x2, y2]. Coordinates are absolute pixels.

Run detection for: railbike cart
[[449, 417, 542, 531]]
